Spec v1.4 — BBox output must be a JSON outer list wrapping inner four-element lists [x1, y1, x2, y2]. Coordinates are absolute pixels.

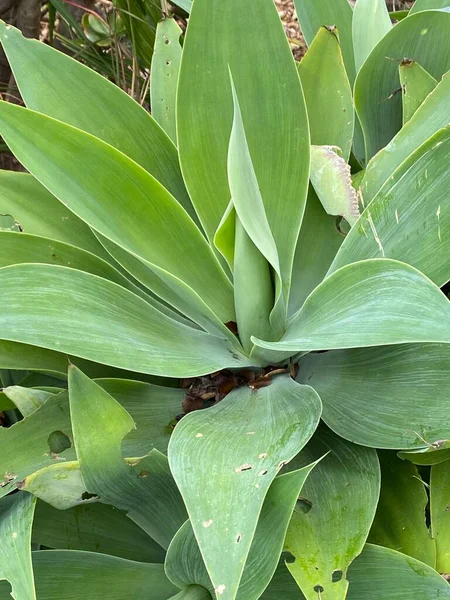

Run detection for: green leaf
[[329, 127, 450, 287], [69, 366, 188, 549], [254, 259, 450, 354], [150, 18, 182, 143], [169, 587, 212, 600], [309, 146, 360, 226], [354, 9, 450, 160], [0, 102, 234, 324], [168, 375, 321, 600], [177, 0, 310, 286], [0, 493, 36, 600], [288, 188, 343, 316], [0, 550, 179, 600], [399, 60, 437, 124], [2, 386, 53, 417], [431, 459, 450, 573], [346, 544, 450, 599], [294, 0, 355, 83], [33, 500, 165, 562], [368, 451, 435, 566], [0, 22, 195, 220], [399, 446, 450, 466], [297, 344, 450, 449], [166, 462, 317, 600], [410, 0, 450, 14], [0, 264, 250, 377], [284, 427, 380, 600], [297, 26, 354, 160], [113, 0, 158, 68], [352, 0, 392, 72], [171, 0, 191, 12], [362, 72, 450, 205]]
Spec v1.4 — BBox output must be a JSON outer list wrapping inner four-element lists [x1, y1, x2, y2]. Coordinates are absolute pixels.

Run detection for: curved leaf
[[0, 264, 250, 377], [170, 587, 212, 600], [297, 344, 450, 449], [410, 0, 450, 13], [254, 259, 450, 353], [431, 459, 450, 573], [355, 9, 450, 159], [352, 0, 392, 72], [399, 60, 437, 124], [168, 375, 322, 600], [284, 427, 380, 600]]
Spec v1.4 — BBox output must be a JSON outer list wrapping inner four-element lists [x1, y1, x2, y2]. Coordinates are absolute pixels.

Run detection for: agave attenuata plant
[[0, 1, 450, 599]]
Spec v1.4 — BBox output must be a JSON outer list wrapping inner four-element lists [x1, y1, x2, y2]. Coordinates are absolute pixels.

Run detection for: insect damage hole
[[235, 533, 242, 543], [235, 464, 253, 473], [332, 570, 343, 583], [47, 430, 71, 455]]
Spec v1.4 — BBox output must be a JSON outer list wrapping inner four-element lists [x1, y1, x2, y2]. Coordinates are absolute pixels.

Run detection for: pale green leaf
[[254, 259, 450, 353], [410, 0, 450, 14], [431, 459, 450, 573], [213, 201, 235, 271], [369, 451, 435, 566], [0, 493, 36, 600], [169, 587, 212, 600], [329, 127, 450, 287], [0, 102, 234, 324], [151, 18, 182, 143], [284, 427, 380, 600], [297, 26, 354, 160], [168, 375, 321, 600], [171, 0, 191, 11], [355, 9, 450, 159], [399, 446, 450, 466], [0, 550, 179, 600], [33, 500, 165, 562], [297, 344, 450, 449], [352, 0, 392, 72], [0, 264, 251, 377], [2, 386, 53, 417], [399, 60, 437, 124]]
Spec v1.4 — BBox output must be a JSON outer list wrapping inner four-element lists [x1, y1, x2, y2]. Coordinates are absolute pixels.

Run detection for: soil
[[274, 0, 306, 61]]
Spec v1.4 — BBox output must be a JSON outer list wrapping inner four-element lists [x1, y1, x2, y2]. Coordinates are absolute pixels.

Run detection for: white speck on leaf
[[202, 519, 213, 528], [195, 433, 204, 438], [437, 205, 441, 241], [395, 209, 399, 224], [258, 453, 268, 459], [215, 584, 226, 595], [12, 532, 17, 539], [367, 212, 385, 256], [246, 432, 256, 435], [235, 464, 253, 473]]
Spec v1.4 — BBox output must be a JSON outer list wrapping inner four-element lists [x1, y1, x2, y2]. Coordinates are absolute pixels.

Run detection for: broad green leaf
[[253, 259, 450, 354], [399, 446, 450, 466], [297, 344, 450, 449], [0, 550, 179, 600], [33, 500, 165, 562], [178, 0, 310, 294], [284, 427, 380, 600], [259, 563, 299, 600], [0, 264, 251, 377], [170, 587, 212, 600], [355, 10, 450, 160], [297, 27, 354, 160], [329, 127, 450, 287], [69, 367, 188, 549], [151, 18, 182, 143], [168, 375, 321, 600], [410, 0, 450, 14], [399, 60, 437, 124], [362, 72, 450, 205], [0, 22, 195, 220], [171, 0, 191, 12], [346, 544, 450, 599], [288, 188, 343, 316], [369, 451, 435, 566], [2, 386, 53, 417], [352, 0, 392, 72], [0, 102, 234, 324], [166, 463, 317, 600], [0, 493, 36, 600], [294, 0, 355, 83], [309, 146, 360, 226], [213, 201, 235, 271], [431, 459, 450, 573]]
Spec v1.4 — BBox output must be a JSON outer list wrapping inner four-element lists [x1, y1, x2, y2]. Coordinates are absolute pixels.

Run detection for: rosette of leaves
[[0, 1, 450, 599]]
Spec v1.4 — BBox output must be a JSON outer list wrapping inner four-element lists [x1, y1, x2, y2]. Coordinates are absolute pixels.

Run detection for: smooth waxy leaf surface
[[410, 0, 450, 13], [2, 386, 53, 417], [284, 428, 380, 600], [178, 0, 310, 293], [0, 102, 234, 323], [355, 10, 450, 159], [330, 127, 450, 287], [170, 587, 212, 600], [0, 22, 194, 218], [254, 260, 450, 353], [69, 367, 187, 549], [168, 375, 321, 600], [431, 459, 450, 573], [362, 72, 450, 205], [298, 27, 353, 160], [0, 493, 36, 600], [369, 451, 435, 566], [352, 0, 391, 72], [399, 445, 450, 466], [399, 60, 437, 124], [294, 0, 355, 83], [298, 344, 450, 449], [151, 18, 182, 143], [33, 501, 165, 562], [0, 264, 250, 377], [0, 550, 179, 600]]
